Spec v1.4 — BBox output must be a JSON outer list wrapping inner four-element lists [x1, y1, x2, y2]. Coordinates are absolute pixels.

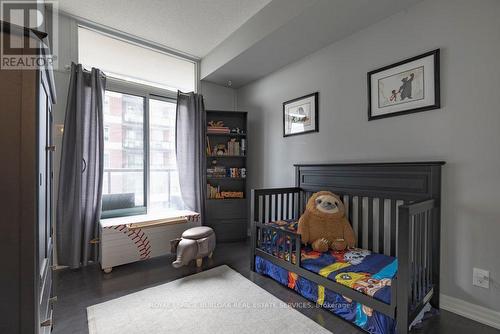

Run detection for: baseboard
[[440, 294, 500, 330]]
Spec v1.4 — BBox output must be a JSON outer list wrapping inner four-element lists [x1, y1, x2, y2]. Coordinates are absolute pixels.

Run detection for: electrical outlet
[[473, 268, 490, 289]]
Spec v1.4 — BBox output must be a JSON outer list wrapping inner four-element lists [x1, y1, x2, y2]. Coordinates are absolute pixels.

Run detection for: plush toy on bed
[[297, 191, 356, 252]]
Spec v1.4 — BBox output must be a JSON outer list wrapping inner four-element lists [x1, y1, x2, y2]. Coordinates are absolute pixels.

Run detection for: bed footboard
[[251, 220, 397, 317], [254, 221, 302, 267], [250, 187, 302, 270], [396, 199, 437, 333]]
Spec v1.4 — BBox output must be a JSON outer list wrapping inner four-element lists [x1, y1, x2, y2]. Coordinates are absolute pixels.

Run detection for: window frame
[[76, 22, 199, 93], [74, 21, 199, 219], [101, 78, 178, 219]]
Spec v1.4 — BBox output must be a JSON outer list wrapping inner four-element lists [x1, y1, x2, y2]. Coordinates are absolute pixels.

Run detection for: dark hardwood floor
[[53, 240, 499, 334]]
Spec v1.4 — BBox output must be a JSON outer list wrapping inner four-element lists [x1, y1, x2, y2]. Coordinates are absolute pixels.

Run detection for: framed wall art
[[283, 92, 318, 137], [367, 49, 440, 121]]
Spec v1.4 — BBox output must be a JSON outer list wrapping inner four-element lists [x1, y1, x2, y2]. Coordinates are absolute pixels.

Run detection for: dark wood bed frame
[[250, 162, 445, 334]]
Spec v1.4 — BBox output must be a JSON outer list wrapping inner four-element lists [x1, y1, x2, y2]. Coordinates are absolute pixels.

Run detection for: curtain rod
[[177, 91, 201, 96], [64, 64, 107, 78]]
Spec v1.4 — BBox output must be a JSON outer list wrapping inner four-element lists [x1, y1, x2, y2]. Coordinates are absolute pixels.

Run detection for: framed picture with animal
[[367, 49, 440, 121], [283, 92, 319, 137]]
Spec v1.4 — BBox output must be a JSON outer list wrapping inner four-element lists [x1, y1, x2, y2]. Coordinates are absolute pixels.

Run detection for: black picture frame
[[283, 92, 319, 137], [367, 49, 440, 121]]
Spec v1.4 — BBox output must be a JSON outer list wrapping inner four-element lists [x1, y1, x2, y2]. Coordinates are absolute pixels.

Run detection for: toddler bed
[[250, 162, 444, 334]]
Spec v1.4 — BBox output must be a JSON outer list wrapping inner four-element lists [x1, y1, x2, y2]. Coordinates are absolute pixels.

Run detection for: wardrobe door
[[38, 72, 54, 333], [38, 80, 48, 276], [47, 105, 53, 261], [0, 60, 24, 334]]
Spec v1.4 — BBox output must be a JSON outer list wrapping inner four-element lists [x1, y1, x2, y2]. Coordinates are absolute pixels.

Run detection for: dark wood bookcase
[[205, 110, 248, 241]]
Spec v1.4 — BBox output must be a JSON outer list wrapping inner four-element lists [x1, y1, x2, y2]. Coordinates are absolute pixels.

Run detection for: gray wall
[[237, 0, 500, 311], [200, 81, 236, 111]]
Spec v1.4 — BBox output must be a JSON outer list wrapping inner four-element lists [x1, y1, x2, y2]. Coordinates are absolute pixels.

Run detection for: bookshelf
[[205, 110, 248, 241]]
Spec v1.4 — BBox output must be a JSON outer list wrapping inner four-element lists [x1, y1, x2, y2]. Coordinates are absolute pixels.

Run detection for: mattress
[[255, 220, 397, 334]]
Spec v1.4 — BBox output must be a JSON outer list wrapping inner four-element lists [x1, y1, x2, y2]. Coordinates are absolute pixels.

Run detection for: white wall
[[237, 0, 500, 312], [51, 13, 78, 266]]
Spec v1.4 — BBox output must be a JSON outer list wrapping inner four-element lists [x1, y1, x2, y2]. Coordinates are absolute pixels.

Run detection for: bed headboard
[[294, 162, 445, 256], [295, 162, 444, 201]]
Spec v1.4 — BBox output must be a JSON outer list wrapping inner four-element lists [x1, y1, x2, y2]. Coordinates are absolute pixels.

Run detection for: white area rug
[[87, 265, 331, 334]]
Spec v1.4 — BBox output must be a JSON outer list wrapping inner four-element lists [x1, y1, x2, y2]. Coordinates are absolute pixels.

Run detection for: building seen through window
[[102, 91, 183, 215]]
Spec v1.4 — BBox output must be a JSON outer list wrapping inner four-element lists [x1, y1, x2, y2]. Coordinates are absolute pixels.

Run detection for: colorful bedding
[[256, 220, 398, 334]]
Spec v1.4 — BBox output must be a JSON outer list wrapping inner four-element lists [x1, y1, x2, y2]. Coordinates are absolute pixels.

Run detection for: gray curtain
[[176, 91, 206, 219], [57, 63, 106, 268]]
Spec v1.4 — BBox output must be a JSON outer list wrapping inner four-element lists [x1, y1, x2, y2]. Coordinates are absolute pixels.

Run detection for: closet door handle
[[46, 145, 56, 152]]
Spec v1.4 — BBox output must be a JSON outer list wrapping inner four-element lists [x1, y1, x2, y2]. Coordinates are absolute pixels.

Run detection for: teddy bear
[[297, 191, 356, 252]]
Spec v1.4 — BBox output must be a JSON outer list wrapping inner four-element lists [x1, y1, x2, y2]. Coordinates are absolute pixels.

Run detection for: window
[[149, 99, 183, 211], [79, 25, 193, 218], [78, 26, 196, 92], [103, 153, 110, 169], [102, 91, 145, 216], [104, 127, 110, 142], [102, 90, 184, 218]]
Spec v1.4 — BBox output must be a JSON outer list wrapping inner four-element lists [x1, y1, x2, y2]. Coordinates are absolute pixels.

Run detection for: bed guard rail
[[251, 187, 302, 224], [397, 199, 437, 333], [250, 187, 397, 317], [250, 187, 440, 328]]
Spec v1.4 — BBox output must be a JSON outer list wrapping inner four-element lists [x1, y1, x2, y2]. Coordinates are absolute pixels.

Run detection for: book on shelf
[[207, 128, 230, 134], [206, 136, 211, 155], [227, 138, 240, 156], [240, 138, 246, 156], [207, 183, 222, 199], [207, 167, 246, 179], [207, 183, 244, 199], [207, 121, 230, 134], [221, 191, 244, 199], [207, 165, 227, 178], [207, 120, 247, 135], [207, 126, 229, 130], [206, 138, 245, 156]]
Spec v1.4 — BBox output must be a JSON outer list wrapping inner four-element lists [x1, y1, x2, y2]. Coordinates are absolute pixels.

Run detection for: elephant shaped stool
[[171, 226, 216, 268]]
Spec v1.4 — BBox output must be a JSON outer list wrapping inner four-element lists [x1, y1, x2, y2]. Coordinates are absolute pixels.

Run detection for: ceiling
[[201, 0, 424, 88], [58, 0, 424, 88], [57, 0, 272, 58]]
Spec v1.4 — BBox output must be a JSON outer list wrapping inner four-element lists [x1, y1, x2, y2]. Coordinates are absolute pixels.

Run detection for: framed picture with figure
[[283, 92, 319, 137], [367, 49, 440, 121]]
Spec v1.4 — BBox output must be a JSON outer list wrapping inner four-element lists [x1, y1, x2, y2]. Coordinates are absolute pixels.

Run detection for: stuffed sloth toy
[[297, 191, 356, 252]]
